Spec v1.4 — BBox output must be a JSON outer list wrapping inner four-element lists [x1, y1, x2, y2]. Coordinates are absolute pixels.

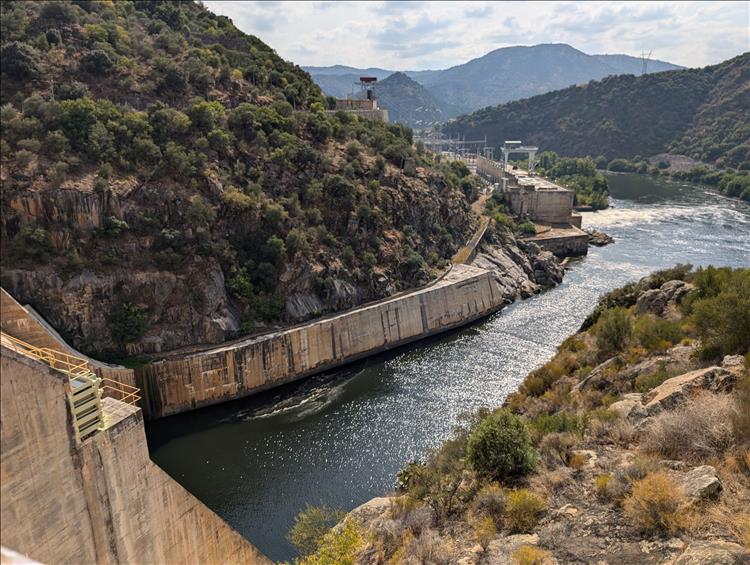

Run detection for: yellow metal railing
[[1, 332, 141, 441]]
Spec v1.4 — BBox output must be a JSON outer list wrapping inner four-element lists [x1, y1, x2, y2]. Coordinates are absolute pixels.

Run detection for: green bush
[[1, 41, 40, 79], [633, 315, 683, 352], [288, 504, 346, 557], [108, 302, 148, 345], [467, 409, 537, 481], [517, 220, 536, 236], [594, 307, 632, 356]]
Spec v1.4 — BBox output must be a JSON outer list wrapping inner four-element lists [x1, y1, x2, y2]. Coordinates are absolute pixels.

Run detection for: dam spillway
[[136, 264, 507, 419]]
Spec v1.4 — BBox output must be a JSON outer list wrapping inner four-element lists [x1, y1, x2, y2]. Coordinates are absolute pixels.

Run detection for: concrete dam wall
[[137, 264, 506, 419], [0, 347, 269, 564]]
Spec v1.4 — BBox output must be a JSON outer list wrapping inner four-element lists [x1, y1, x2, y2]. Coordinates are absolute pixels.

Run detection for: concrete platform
[[526, 225, 589, 257]]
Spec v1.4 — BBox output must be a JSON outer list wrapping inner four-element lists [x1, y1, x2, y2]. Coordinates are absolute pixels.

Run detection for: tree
[[80, 49, 113, 75], [467, 410, 537, 481], [108, 302, 149, 345], [1, 41, 40, 79]]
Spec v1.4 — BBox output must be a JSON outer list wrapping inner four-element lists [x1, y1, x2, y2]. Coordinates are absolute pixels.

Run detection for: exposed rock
[[471, 232, 563, 303], [673, 541, 750, 564], [722, 355, 746, 369], [642, 366, 737, 416], [634, 280, 691, 316], [585, 229, 614, 246], [679, 465, 722, 501], [609, 393, 648, 424], [574, 356, 622, 391], [484, 534, 553, 564], [346, 497, 392, 529]]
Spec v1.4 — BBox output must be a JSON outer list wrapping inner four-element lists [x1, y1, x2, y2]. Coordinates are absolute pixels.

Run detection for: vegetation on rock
[[0, 0, 476, 355]]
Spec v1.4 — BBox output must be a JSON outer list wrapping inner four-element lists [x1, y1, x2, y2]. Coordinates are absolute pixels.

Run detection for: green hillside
[[0, 0, 475, 356], [445, 53, 750, 169]]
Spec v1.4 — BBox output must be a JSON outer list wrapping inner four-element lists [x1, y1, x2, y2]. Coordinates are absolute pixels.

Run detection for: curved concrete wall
[[137, 264, 506, 419]]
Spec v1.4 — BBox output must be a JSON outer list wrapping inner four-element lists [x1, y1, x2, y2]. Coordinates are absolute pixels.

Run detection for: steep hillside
[[445, 53, 750, 168], [372, 72, 460, 128], [0, 0, 476, 357], [305, 45, 682, 118]]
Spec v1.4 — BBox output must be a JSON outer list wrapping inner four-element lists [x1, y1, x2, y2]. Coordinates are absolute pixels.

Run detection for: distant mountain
[[304, 44, 683, 124], [444, 53, 749, 168], [414, 44, 682, 114], [372, 72, 461, 127]]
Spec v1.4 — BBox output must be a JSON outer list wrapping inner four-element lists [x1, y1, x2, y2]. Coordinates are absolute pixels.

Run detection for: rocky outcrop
[[678, 466, 722, 501], [673, 541, 750, 564], [585, 229, 614, 246], [2, 257, 236, 356], [634, 280, 691, 317], [642, 366, 737, 416], [471, 230, 563, 302]]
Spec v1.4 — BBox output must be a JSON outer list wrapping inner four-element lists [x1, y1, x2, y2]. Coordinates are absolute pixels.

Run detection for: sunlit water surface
[[147, 174, 750, 561]]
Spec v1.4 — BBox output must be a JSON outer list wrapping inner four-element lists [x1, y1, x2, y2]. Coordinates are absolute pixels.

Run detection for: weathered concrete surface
[[526, 226, 589, 257], [1, 288, 137, 392], [0, 348, 268, 565], [137, 264, 507, 419]]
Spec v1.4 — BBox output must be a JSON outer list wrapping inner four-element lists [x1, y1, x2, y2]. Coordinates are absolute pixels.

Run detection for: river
[[146, 174, 750, 561]]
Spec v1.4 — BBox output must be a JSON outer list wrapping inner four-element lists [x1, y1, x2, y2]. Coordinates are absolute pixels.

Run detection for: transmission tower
[[641, 49, 652, 75]]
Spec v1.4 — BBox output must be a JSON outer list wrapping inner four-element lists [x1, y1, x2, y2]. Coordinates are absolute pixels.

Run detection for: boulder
[[679, 465, 722, 501], [674, 541, 750, 564], [642, 366, 736, 416], [484, 534, 557, 565], [585, 229, 614, 246], [722, 354, 746, 369], [634, 280, 690, 316], [609, 393, 648, 424]]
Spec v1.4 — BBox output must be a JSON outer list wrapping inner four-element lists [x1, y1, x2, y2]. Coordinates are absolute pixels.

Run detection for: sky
[[203, 1, 750, 70]]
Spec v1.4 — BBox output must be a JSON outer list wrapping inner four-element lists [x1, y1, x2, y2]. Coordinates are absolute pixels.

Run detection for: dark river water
[[146, 174, 750, 561]]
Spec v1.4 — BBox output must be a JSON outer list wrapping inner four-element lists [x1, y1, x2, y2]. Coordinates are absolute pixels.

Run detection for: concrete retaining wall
[[528, 228, 589, 257], [507, 188, 575, 225], [0, 348, 268, 564], [137, 264, 505, 419]]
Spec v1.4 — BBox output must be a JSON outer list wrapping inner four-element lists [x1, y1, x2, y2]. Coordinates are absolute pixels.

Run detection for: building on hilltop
[[327, 76, 390, 122]]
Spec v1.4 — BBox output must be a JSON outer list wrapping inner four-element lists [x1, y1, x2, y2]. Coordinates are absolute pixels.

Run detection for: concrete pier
[[136, 264, 507, 419]]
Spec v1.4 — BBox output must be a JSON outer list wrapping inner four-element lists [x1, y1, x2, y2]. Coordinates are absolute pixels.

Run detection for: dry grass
[[623, 472, 688, 535], [505, 489, 547, 533], [512, 545, 553, 565], [471, 483, 506, 528], [394, 529, 457, 565], [639, 393, 739, 462]]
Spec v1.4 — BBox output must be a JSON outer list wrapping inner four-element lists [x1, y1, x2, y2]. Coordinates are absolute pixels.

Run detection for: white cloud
[[203, 1, 750, 69]]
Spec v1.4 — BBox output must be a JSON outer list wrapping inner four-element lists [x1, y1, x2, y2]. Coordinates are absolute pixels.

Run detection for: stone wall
[[137, 264, 505, 419], [0, 348, 269, 564]]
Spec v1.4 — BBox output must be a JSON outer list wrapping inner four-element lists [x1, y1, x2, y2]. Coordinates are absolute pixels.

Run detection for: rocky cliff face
[[471, 227, 564, 301]]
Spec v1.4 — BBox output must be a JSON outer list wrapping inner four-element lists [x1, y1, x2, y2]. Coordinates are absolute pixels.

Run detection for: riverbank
[[146, 176, 750, 560], [296, 266, 750, 564]]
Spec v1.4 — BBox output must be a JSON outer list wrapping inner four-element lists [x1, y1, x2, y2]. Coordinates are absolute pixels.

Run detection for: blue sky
[[203, 1, 750, 70]]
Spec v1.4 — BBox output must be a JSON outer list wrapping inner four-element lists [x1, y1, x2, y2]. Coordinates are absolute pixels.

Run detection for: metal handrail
[[1, 332, 140, 406]]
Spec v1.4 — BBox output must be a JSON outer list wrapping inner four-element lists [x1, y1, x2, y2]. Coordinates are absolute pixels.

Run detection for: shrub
[[471, 483, 506, 528], [595, 474, 613, 499], [80, 49, 113, 75], [529, 412, 584, 438], [640, 393, 739, 462], [512, 545, 552, 565], [732, 373, 750, 445], [296, 518, 363, 565], [288, 504, 346, 557], [471, 515, 496, 550], [467, 410, 537, 481], [108, 302, 148, 345], [633, 315, 683, 352], [518, 220, 537, 236], [623, 472, 687, 535], [594, 307, 632, 356], [634, 364, 675, 393], [504, 489, 546, 533], [1, 41, 40, 79]]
